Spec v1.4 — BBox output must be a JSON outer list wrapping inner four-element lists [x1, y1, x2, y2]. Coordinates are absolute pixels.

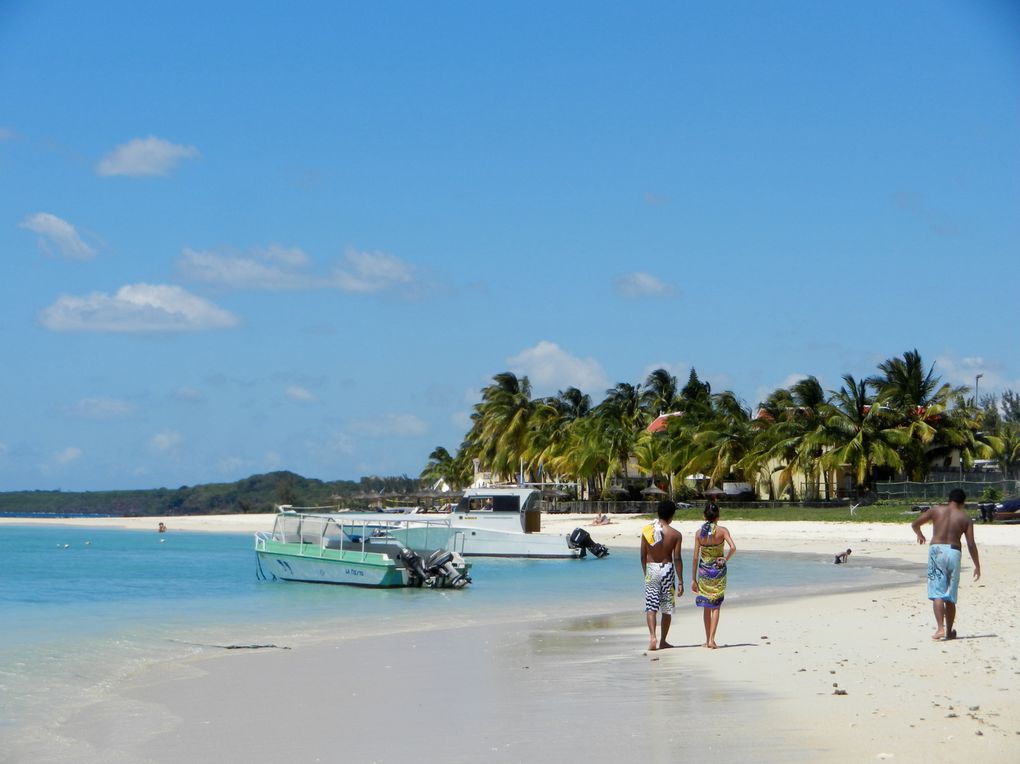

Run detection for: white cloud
[[20, 212, 96, 260], [178, 245, 421, 297], [150, 430, 183, 452], [39, 283, 239, 333], [331, 249, 415, 293], [507, 341, 609, 393], [54, 446, 82, 465], [178, 246, 315, 290], [172, 386, 204, 403], [615, 272, 676, 298], [286, 385, 316, 402], [67, 397, 136, 420], [96, 136, 199, 177], [934, 353, 1011, 394], [351, 413, 429, 438]]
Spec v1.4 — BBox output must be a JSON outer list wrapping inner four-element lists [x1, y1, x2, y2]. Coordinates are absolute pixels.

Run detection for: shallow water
[[0, 524, 917, 744]]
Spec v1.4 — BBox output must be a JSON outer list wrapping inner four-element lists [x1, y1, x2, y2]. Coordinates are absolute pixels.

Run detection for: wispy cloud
[[350, 413, 429, 438], [178, 245, 316, 290], [20, 212, 96, 260], [39, 283, 239, 333], [54, 446, 82, 465], [150, 430, 184, 453], [285, 385, 316, 403], [934, 353, 1013, 393], [507, 341, 608, 393], [172, 386, 204, 403], [96, 136, 199, 177], [66, 397, 136, 420], [615, 272, 676, 298], [178, 245, 423, 297], [331, 249, 415, 294]]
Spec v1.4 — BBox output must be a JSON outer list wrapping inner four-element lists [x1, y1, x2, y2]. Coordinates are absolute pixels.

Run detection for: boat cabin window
[[457, 495, 521, 512]]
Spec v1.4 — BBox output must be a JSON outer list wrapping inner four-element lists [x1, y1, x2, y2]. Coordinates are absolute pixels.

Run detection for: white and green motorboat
[[254, 510, 471, 589]]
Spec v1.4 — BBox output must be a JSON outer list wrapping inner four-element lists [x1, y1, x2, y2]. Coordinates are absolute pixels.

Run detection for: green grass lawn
[[668, 502, 924, 523]]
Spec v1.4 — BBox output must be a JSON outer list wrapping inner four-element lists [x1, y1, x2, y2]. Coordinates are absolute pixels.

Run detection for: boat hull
[[255, 546, 407, 587], [450, 527, 577, 558]]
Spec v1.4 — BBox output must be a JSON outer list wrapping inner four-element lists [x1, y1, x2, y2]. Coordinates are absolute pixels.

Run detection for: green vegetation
[[663, 501, 922, 524], [424, 349, 1019, 501], [0, 472, 424, 516]]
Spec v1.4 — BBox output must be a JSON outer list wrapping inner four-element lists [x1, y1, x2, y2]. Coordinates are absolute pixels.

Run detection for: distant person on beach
[[691, 503, 736, 649], [158, 522, 167, 533], [911, 488, 981, 641], [834, 548, 851, 564], [593, 511, 612, 526], [640, 500, 684, 651]]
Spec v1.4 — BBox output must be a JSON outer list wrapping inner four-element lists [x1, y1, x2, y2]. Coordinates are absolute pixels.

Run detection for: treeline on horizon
[[420, 349, 1020, 500], [0, 473, 424, 517]]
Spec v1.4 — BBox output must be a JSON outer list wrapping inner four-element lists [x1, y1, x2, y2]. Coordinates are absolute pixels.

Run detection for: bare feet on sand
[[648, 638, 658, 651], [932, 628, 945, 641], [659, 641, 674, 650], [946, 629, 957, 640]]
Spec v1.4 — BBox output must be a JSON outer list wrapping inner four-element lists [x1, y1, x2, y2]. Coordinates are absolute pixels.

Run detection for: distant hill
[[0, 472, 424, 516]]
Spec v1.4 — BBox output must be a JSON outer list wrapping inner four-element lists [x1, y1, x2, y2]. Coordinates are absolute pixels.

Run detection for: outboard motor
[[424, 549, 471, 589], [397, 547, 430, 586], [568, 527, 609, 559]]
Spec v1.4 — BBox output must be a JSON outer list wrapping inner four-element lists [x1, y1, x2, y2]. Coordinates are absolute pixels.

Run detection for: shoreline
[[5, 514, 1019, 761]]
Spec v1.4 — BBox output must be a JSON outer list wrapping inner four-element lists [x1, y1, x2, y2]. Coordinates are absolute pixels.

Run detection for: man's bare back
[[642, 523, 681, 564]]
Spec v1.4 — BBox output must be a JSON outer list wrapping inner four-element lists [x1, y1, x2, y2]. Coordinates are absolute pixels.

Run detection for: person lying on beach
[[592, 512, 612, 526], [834, 548, 851, 564], [640, 500, 683, 651]]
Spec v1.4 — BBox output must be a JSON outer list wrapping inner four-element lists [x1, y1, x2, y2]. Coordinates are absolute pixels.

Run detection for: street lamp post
[[975, 373, 983, 406]]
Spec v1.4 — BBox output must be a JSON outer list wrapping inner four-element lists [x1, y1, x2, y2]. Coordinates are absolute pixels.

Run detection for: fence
[[875, 479, 1019, 501], [539, 500, 661, 515]]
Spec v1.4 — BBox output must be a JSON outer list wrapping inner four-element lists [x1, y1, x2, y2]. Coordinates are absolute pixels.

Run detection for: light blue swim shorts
[[927, 544, 962, 603]]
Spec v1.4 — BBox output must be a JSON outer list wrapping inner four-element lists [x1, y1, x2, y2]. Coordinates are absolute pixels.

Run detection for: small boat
[[347, 486, 607, 559], [254, 510, 471, 589]]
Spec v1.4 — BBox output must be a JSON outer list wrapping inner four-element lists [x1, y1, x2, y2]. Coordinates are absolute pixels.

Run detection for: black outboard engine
[[424, 549, 471, 589], [568, 527, 609, 559], [397, 547, 430, 586]]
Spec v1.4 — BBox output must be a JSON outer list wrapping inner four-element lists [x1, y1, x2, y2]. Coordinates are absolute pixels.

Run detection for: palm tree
[[679, 391, 756, 487], [525, 387, 591, 483], [871, 350, 968, 479], [818, 375, 906, 492], [419, 445, 473, 490], [641, 368, 679, 416], [989, 425, 1020, 479], [469, 372, 535, 482]]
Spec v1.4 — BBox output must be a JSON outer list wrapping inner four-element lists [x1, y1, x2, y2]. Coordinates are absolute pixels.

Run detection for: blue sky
[[1, 1, 1017, 491]]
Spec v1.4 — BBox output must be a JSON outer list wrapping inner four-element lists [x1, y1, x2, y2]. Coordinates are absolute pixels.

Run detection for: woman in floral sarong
[[691, 503, 736, 648]]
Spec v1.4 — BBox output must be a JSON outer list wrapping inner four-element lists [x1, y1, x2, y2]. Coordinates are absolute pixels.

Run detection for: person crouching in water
[[691, 502, 736, 649], [640, 500, 684, 651]]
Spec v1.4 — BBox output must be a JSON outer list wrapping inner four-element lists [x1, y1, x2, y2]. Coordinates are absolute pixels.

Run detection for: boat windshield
[[457, 494, 521, 513]]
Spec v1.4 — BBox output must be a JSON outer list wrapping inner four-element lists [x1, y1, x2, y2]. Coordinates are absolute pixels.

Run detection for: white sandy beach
[[3, 512, 1018, 762]]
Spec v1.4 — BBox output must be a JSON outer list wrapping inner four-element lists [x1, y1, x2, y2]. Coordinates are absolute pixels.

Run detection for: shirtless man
[[640, 500, 684, 650], [911, 488, 981, 641]]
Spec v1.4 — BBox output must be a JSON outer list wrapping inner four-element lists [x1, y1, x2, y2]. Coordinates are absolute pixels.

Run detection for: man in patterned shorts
[[640, 500, 684, 651], [911, 488, 982, 640]]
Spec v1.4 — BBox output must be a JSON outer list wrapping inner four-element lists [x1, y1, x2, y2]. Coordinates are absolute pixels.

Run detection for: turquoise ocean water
[[0, 524, 916, 743]]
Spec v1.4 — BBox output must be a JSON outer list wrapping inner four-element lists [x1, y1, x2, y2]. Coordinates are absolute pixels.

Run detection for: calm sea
[[0, 524, 916, 743]]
